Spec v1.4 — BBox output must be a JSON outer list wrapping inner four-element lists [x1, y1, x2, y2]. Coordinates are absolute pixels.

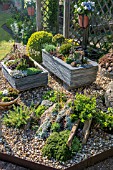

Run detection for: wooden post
[[56, 0, 60, 33], [21, 0, 24, 10], [63, 0, 70, 38], [67, 119, 80, 147], [82, 118, 92, 144], [82, 27, 89, 57], [0, 116, 2, 138], [36, 0, 42, 31]]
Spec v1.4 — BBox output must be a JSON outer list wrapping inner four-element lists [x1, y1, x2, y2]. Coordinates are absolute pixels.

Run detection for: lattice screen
[[70, 0, 113, 57], [59, 0, 64, 34], [39, 0, 113, 56], [41, 0, 59, 34], [41, 0, 49, 31]]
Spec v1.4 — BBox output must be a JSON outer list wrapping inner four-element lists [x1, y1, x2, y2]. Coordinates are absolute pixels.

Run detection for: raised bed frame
[[42, 49, 98, 89], [1, 58, 48, 91], [0, 147, 113, 170]]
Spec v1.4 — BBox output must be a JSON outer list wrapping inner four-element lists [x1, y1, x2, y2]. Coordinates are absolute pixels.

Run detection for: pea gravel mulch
[[0, 61, 113, 170]]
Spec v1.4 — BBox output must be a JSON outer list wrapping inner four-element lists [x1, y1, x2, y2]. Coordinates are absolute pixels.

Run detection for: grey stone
[[41, 100, 53, 107], [42, 49, 98, 90], [1, 58, 48, 91], [105, 81, 113, 107]]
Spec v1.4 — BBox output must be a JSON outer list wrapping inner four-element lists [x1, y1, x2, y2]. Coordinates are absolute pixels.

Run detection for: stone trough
[[1, 58, 48, 91], [42, 49, 98, 90]]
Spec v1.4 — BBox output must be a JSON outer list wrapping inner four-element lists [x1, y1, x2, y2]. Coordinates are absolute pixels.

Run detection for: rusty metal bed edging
[[0, 147, 113, 170]]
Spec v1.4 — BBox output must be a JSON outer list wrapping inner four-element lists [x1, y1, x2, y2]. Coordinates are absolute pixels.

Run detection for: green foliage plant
[[6, 11, 36, 45], [52, 34, 65, 46], [8, 87, 19, 98], [66, 57, 74, 64], [44, 44, 56, 53], [45, 0, 59, 34], [35, 105, 47, 119], [27, 31, 53, 63], [42, 130, 81, 161], [51, 122, 60, 132], [0, 91, 3, 99], [71, 93, 96, 123], [0, 88, 19, 102], [3, 105, 31, 128], [26, 67, 42, 75], [16, 58, 28, 70], [52, 103, 62, 114], [42, 90, 67, 103], [2, 97, 11, 102], [95, 107, 113, 131], [59, 43, 72, 56]]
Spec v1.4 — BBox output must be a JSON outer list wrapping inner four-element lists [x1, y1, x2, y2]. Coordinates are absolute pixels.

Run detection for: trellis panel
[[41, 0, 59, 34], [69, 0, 113, 56], [37, 0, 113, 56]]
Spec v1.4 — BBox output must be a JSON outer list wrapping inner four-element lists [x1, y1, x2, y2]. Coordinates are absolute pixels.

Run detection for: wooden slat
[[67, 119, 80, 147], [82, 118, 92, 145]]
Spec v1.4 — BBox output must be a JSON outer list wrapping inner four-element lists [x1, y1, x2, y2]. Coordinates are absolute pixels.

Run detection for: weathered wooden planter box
[[1, 58, 48, 91], [42, 49, 98, 89]]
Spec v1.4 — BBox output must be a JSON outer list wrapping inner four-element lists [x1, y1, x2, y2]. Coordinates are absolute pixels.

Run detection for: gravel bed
[[0, 67, 113, 169], [0, 125, 113, 169]]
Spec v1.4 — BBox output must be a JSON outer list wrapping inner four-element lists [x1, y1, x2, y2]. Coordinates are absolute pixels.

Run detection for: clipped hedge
[[27, 31, 53, 63]]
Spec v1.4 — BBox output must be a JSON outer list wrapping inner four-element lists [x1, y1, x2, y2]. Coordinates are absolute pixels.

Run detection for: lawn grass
[[0, 9, 14, 61]]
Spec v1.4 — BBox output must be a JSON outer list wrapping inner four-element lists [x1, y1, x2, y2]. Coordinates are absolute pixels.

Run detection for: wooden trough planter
[[0, 147, 113, 170], [1, 58, 48, 91], [42, 49, 98, 89]]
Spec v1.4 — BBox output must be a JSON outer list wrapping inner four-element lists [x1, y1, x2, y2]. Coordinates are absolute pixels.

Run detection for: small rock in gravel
[[41, 100, 53, 107]]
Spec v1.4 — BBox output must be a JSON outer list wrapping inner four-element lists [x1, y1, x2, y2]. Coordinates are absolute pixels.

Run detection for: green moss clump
[[42, 130, 81, 161], [26, 67, 42, 75], [27, 31, 53, 63]]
